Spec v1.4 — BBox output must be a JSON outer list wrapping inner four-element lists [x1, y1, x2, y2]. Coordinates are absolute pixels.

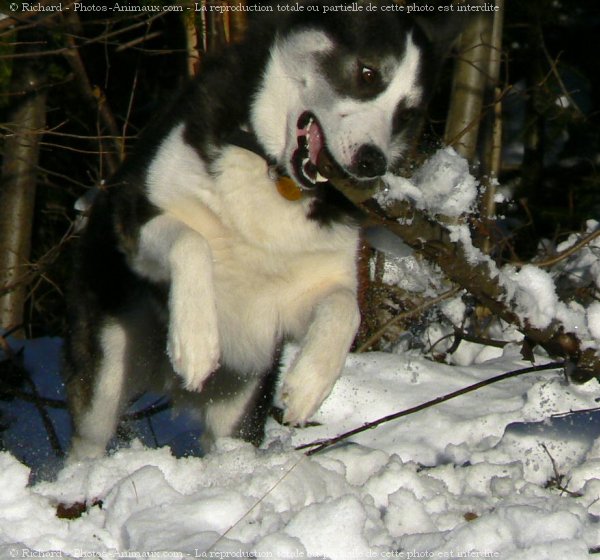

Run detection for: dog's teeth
[[302, 158, 316, 183], [316, 172, 328, 183]]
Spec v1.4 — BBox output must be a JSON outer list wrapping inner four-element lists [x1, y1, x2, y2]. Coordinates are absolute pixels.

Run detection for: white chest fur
[[143, 125, 360, 375]]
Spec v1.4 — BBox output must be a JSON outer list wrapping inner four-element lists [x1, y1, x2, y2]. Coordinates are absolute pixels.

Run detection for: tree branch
[[61, 11, 123, 176], [358, 197, 600, 381], [297, 361, 563, 456], [356, 286, 462, 353]]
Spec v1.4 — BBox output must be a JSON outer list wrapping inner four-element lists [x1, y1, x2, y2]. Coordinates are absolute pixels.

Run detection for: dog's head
[[250, 1, 458, 197]]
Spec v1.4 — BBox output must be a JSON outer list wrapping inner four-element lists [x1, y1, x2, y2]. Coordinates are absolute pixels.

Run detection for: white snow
[[500, 265, 559, 329], [554, 220, 600, 294], [2, 341, 600, 559], [587, 302, 600, 341], [378, 147, 478, 218]]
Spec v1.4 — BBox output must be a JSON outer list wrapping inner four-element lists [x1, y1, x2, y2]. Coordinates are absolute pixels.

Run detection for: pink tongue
[[308, 122, 323, 165], [306, 121, 323, 165]]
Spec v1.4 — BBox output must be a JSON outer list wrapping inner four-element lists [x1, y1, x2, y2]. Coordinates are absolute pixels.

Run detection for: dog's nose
[[352, 144, 388, 178]]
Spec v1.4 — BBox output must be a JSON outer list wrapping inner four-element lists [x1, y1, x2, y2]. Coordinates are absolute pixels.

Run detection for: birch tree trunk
[[0, 58, 47, 335], [444, 8, 494, 159], [443, 1, 505, 255]]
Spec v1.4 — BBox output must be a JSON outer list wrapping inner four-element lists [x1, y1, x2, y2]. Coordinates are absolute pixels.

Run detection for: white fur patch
[[134, 214, 221, 390], [69, 323, 127, 462], [143, 123, 360, 423]]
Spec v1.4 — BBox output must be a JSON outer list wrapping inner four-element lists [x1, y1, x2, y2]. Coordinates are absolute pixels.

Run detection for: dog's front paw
[[280, 367, 337, 426], [167, 324, 220, 391]]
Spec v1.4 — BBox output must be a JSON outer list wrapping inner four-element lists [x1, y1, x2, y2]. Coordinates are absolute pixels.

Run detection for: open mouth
[[292, 111, 345, 189], [291, 111, 382, 204]]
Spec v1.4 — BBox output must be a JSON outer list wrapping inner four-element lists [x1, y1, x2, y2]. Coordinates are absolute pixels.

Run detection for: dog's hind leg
[[200, 362, 279, 451], [67, 322, 129, 462]]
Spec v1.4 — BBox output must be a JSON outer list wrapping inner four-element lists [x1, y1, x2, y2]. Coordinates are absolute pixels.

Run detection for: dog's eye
[[359, 65, 380, 86]]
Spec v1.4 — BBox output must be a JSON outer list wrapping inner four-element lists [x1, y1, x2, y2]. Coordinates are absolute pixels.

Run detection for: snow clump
[[379, 147, 478, 217]]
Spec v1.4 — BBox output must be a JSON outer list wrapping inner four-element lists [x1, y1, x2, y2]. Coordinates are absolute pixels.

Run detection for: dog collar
[[227, 128, 304, 202], [268, 167, 303, 201]]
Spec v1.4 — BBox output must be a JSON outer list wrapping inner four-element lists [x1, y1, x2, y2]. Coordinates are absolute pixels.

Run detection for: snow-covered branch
[[348, 148, 600, 382]]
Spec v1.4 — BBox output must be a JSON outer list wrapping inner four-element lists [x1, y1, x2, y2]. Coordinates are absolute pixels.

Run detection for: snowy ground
[[2, 338, 600, 559], [3, 147, 600, 557]]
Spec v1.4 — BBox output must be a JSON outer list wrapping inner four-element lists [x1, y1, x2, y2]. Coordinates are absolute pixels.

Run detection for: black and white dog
[[64, 0, 457, 461]]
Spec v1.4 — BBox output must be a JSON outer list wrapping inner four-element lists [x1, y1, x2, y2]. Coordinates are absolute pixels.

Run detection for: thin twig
[[551, 406, 600, 419], [38, 141, 119, 156], [120, 52, 141, 160], [451, 330, 510, 350], [1, 342, 65, 458], [511, 229, 600, 269], [539, 41, 584, 118], [0, 388, 66, 409], [0, 224, 76, 297], [122, 400, 172, 422], [115, 30, 163, 52], [62, 11, 123, 174], [297, 361, 564, 456], [356, 286, 461, 353], [207, 453, 309, 553], [540, 442, 582, 497], [444, 85, 512, 151]]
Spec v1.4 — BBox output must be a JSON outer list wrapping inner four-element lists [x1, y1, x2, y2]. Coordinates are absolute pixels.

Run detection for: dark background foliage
[[0, 0, 598, 335]]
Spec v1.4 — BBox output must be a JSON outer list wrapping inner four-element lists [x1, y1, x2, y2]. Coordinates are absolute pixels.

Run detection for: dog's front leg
[[281, 288, 360, 426], [135, 214, 220, 390]]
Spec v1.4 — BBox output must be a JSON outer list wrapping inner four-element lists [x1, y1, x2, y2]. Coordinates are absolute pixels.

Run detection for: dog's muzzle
[[351, 144, 388, 179]]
